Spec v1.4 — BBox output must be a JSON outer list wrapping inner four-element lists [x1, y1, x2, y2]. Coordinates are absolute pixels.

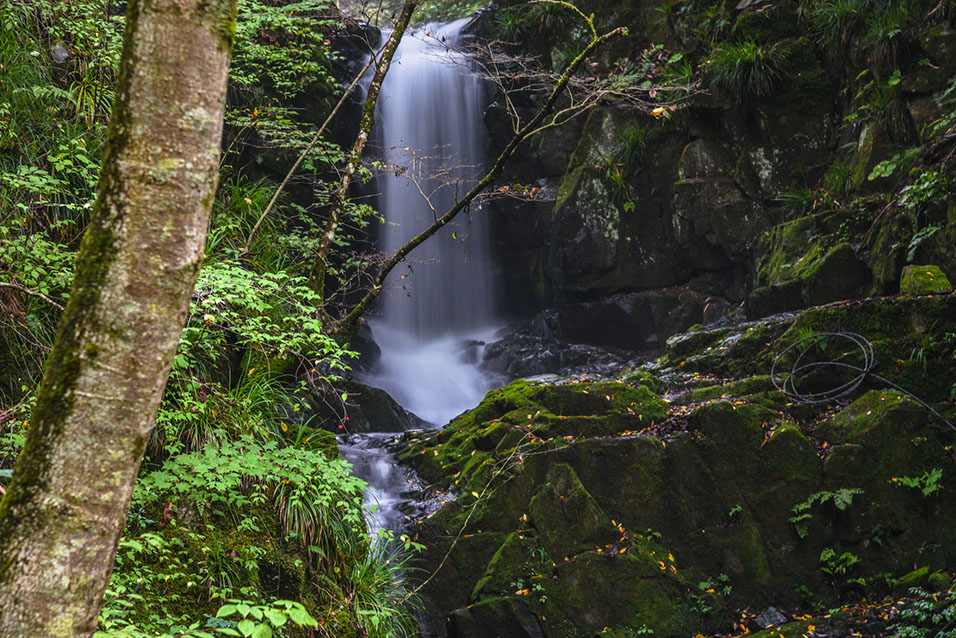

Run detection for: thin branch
[[306, 0, 420, 298], [241, 47, 381, 254], [0, 282, 64, 311]]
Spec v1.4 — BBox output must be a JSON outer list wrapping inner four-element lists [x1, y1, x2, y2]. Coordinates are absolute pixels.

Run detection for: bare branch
[[306, 0, 420, 299], [0, 282, 64, 311]]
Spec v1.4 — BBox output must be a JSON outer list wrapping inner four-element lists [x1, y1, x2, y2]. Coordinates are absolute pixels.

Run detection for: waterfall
[[339, 18, 500, 545], [358, 18, 498, 427]]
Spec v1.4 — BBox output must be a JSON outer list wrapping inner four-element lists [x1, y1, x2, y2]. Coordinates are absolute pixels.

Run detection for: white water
[[358, 18, 498, 427], [341, 19, 499, 541]]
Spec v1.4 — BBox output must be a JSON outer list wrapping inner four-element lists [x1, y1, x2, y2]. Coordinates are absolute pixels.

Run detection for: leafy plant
[[601, 154, 635, 213], [868, 146, 918, 181], [891, 467, 944, 496], [706, 40, 784, 103], [888, 587, 956, 638], [819, 547, 861, 576], [789, 488, 864, 538], [212, 599, 319, 638]]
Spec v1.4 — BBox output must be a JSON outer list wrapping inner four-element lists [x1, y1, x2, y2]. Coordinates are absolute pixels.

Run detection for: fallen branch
[[0, 282, 64, 311]]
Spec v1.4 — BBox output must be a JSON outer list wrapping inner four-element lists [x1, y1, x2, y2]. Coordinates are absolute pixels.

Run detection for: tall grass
[[707, 40, 785, 103]]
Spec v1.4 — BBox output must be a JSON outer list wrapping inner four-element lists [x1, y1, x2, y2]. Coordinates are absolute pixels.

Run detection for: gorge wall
[[470, 0, 956, 352]]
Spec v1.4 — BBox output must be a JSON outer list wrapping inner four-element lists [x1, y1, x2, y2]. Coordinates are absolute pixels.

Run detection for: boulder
[[900, 264, 953, 296]]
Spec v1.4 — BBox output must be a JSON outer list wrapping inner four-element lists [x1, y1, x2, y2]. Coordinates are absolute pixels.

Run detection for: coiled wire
[[771, 331, 956, 434]]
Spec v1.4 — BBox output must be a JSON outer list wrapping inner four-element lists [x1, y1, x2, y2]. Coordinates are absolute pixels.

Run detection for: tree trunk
[[0, 1, 236, 635]]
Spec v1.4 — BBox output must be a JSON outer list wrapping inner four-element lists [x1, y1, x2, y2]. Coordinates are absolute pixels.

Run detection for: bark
[[0, 0, 236, 635], [306, 0, 419, 299]]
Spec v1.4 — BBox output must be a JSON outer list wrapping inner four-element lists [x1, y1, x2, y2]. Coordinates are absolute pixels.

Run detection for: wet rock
[[481, 324, 635, 379], [340, 381, 425, 433], [349, 321, 382, 372], [305, 380, 424, 434], [755, 607, 788, 628]]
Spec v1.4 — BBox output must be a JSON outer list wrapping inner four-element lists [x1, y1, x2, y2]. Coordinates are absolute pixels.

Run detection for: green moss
[[900, 264, 953, 296], [732, 3, 800, 43], [767, 38, 832, 109], [676, 375, 778, 404], [213, 0, 239, 50], [619, 369, 664, 393], [528, 463, 619, 559]]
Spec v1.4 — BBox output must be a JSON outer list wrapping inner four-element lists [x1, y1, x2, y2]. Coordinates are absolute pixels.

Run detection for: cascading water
[[339, 18, 500, 540], [360, 18, 498, 428]]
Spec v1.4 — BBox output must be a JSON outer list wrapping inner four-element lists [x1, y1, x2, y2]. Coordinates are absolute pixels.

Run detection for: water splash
[[359, 18, 498, 426]]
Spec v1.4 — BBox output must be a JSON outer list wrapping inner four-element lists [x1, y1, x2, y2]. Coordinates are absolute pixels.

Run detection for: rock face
[[484, 0, 956, 344], [397, 295, 956, 637]]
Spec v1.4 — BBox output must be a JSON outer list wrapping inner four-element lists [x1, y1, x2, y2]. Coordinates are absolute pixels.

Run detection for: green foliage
[[868, 146, 919, 182], [614, 125, 654, 172], [706, 39, 784, 102], [900, 170, 944, 216], [601, 154, 636, 213], [333, 539, 421, 638], [413, 0, 485, 24], [799, 0, 931, 70], [0, 1, 430, 635], [496, 2, 581, 47], [818, 547, 861, 576], [844, 70, 906, 137], [823, 160, 854, 200], [231, 0, 337, 101], [891, 467, 944, 496], [136, 435, 365, 532], [213, 599, 319, 637], [889, 587, 956, 638], [657, 0, 731, 49], [774, 186, 819, 217], [789, 488, 864, 538]]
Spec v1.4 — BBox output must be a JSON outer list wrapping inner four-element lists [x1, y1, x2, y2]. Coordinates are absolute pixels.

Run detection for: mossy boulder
[[405, 369, 956, 636], [528, 464, 620, 560], [900, 264, 953, 296], [749, 213, 868, 317]]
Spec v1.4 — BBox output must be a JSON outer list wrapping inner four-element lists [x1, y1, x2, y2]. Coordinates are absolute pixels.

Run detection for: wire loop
[[771, 331, 956, 434]]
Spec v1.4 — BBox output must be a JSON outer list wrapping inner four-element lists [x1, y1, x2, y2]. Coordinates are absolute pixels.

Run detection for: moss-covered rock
[[900, 264, 953, 296], [405, 297, 956, 634], [749, 213, 868, 317]]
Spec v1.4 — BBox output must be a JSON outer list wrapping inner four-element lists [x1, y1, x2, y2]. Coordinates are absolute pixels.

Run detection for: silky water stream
[[337, 19, 500, 542]]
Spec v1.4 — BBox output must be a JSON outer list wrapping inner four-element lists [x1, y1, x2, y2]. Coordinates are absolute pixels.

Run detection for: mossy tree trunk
[[0, 0, 236, 635]]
